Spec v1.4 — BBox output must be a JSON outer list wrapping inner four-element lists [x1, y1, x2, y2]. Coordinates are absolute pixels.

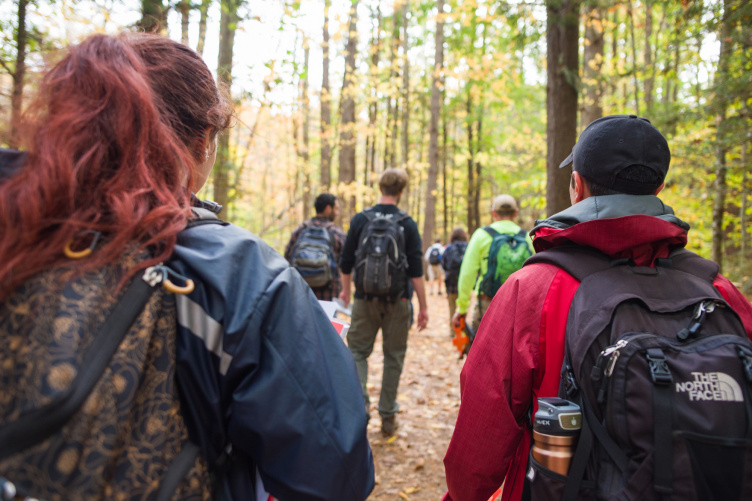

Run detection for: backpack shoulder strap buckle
[[646, 348, 673, 385]]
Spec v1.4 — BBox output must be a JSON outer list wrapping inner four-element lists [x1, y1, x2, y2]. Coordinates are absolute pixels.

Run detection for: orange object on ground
[[452, 316, 469, 356]]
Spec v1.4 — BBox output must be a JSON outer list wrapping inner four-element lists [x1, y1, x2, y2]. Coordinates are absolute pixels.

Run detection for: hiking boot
[[381, 415, 398, 436]]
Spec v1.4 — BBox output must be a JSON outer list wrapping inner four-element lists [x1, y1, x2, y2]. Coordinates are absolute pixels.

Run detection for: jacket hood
[[531, 194, 690, 266]]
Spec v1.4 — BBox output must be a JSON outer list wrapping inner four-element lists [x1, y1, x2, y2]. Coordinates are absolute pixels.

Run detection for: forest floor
[[362, 290, 467, 500]]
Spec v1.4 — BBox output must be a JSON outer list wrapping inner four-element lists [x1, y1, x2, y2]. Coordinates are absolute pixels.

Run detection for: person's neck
[[378, 195, 399, 206]]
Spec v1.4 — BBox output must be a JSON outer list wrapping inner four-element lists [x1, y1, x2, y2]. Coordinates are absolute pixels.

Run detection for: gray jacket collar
[[532, 194, 690, 233]]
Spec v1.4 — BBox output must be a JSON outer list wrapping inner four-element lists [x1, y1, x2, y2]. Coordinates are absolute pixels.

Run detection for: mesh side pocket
[[680, 431, 752, 501]]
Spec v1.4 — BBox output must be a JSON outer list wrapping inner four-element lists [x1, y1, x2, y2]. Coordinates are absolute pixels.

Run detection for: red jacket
[[443, 198, 752, 501]]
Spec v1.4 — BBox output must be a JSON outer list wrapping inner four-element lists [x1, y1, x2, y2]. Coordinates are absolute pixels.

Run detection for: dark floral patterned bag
[[0, 254, 211, 501]]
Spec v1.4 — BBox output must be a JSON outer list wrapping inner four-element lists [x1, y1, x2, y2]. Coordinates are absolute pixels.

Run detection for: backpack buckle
[[561, 362, 579, 398], [646, 349, 672, 385]]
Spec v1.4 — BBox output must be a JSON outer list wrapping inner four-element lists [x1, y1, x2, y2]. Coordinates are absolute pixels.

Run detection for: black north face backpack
[[353, 210, 409, 300], [524, 246, 752, 501]]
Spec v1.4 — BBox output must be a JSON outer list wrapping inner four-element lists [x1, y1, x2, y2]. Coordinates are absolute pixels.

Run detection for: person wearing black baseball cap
[[443, 115, 752, 501]]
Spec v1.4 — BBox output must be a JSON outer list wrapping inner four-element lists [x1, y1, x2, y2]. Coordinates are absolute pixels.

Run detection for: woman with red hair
[[0, 33, 374, 501]]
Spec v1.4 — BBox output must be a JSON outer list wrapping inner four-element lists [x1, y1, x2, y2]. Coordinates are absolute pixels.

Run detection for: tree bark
[[711, 0, 733, 270], [466, 92, 476, 233], [196, 0, 211, 56], [213, 0, 239, 212], [179, 0, 190, 45], [442, 100, 448, 241], [643, 0, 654, 114], [627, 1, 640, 115], [546, 0, 580, 216], [423, 0, 444, 251], [9, 0, 27, 149], [582, 3, 603, 127], [301, 40, 311, 219], [338, 0, 359, 218], [138, 0, 167, 33], [365, 4, 382, 186], [320, 0, 332, 189], [400, 0, 410, 171]]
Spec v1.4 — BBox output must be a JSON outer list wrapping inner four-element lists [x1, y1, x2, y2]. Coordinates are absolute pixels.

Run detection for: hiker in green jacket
[[451, 195, 534, 332]]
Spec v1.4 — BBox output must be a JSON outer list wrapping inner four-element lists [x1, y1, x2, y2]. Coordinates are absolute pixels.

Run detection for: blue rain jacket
[[168, 203, 375, 500]]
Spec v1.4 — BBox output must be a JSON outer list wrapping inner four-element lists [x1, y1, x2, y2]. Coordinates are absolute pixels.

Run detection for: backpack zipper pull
[[677, 300, 724, 341], [594, 339, 628, 403]]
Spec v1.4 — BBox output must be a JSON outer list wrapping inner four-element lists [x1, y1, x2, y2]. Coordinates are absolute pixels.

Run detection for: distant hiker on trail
[[339, 167, 429, 436], [425, 237, 445, 295], [451, 194, 533, 334], [285, 193, 346, 300], [443, 115, 752, 501], [0, 33, 374, 501], [441, 227, 468, 337]]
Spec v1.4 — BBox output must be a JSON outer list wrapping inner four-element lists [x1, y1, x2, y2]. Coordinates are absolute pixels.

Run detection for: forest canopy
[[1, 0, 750, 290]]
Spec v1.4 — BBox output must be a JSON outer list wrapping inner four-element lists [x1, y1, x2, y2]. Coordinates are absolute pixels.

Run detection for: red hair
[[0, 33, 231, 299]]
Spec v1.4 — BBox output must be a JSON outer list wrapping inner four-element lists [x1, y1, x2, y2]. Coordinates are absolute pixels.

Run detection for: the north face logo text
[[675, 372, 743, 402]]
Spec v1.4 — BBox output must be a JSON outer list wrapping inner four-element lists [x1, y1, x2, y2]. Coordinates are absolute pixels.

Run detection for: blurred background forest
[[1, 0, 750, 290]]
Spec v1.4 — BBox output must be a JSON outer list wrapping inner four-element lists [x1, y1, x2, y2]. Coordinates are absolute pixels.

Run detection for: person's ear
[[571, 171, 587, 204], [654, 182, 665, 195]]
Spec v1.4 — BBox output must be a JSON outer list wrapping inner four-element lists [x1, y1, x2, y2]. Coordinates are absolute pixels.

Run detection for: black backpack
[[290, 222, 336, 288], [353, 209, 409, 300], [442, 241, 467, 288], [428, 247, 442, 265], [524, 246, 752, 501]]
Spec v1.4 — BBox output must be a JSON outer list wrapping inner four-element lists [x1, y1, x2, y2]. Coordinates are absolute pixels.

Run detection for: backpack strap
[[524, 245, 617, 281], [483, 226, 500, 238], [0, 270, 160, 462], [525, 245, 720, 284], [186, 207, 228, 229]]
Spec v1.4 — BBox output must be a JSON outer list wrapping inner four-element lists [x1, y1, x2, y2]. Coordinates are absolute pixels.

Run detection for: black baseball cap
[[559, 115, 670, 195]]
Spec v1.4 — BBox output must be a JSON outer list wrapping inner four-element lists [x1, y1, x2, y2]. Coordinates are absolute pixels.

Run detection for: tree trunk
[[196, 0, 211, 56], [711, 0, 733, 270], [442, 102, 448, 241], [423, 0, 444, 251], [138, 0, 167, 33], [400, 0, 410, 171], [582, 3, 603, 127], [213, 0, 239, 212], [179, 0, 190, 45], [546, 0, 580, 216], [320, 0, 332, 189], [365, 4, 382, 186], [643, 0, 654, 114], [627, 1, 640, 115], [740, 131, 748, 276], [466, 92, 476, 233], [387, 6, 401, 170], [338, 0, 359, 219], [9, 0, 27, 149], [475, 113, 482, 230], [302, 40, 311, 219]]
